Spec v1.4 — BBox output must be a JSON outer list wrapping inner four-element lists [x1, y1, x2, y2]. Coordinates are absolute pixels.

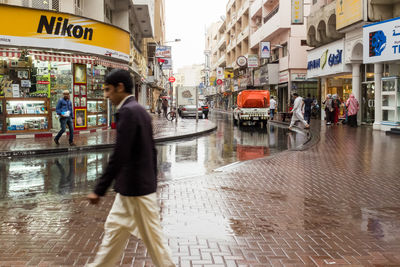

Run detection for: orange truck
[[233, 90, 270, 127]]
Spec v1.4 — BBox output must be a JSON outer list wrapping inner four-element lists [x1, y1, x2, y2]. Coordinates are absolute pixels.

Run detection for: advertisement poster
[[260, 42, 271, 58], [248, 55, 259, 68], [75, 109, 87, 128], [363, 17, 400, 64], [336, 0, 363, 30], [155, 46, 172, 58]]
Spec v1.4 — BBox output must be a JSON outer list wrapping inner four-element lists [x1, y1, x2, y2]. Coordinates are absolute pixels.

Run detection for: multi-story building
[[205, 0, 313, 112], [0, 0, 157, 134], [306, 0, 400, 131]]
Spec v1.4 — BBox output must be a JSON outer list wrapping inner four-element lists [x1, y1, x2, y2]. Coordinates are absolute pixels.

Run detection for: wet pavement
[[0, 115, 217, 157], [1, 112, 400, 266]]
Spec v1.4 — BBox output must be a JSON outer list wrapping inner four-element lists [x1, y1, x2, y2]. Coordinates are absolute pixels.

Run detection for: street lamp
[[163, 39, 181, 44]]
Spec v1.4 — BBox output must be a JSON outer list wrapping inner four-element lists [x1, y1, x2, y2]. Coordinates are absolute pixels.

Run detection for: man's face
[[63, 93, 70, 100], [104, 83, 124, 105]]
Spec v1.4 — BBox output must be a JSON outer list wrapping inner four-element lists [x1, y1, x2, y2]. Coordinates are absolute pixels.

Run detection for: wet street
[[1, 113, 400, 266], [0, 113, 306, 200]]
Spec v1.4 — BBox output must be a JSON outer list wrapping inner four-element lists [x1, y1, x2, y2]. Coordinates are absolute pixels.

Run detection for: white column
[[352, 63, 361, 125], [373, 63, 383, 130], [321, 77, 327, 121]]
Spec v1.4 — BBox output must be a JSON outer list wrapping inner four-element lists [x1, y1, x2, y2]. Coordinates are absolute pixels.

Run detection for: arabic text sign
[[248, 55, 259, 68], [291, 0, 304, 24], [155, 46, 172, 58], [363, 17, 400, 64], [336, 0, 363, 30]]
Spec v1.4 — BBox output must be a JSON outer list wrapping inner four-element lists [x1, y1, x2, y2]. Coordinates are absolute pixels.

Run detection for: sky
[[165, 0, 227, 73]]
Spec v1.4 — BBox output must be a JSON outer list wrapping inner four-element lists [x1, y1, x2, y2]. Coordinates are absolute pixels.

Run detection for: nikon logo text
[[37, 15, 93, 40]]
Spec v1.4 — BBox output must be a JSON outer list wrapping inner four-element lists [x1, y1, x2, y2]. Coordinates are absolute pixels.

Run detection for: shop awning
[[96, 57, 129, 70], [30, 51, 96, 64], [0, 48, 21, 58]]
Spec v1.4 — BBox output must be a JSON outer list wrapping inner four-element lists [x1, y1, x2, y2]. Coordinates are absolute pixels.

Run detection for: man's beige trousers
[[88, 193, 175, 267]]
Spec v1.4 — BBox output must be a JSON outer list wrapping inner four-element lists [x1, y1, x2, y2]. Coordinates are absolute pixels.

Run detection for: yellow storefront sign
[[336, 0, 363, 30], [0, 5, 130, 61]]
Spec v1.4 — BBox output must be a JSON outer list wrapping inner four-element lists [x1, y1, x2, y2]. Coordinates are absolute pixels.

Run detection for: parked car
[[180, 105, 203, 118]]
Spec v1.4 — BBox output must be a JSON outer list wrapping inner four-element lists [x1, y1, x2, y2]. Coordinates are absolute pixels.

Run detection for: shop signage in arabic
[[307, 49, 342, 70], [155, 46, 171, 58]]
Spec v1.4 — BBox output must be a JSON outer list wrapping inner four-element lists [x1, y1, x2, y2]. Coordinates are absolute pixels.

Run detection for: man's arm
[[56, 99, 62, 115], [93, 108, 136, 197]]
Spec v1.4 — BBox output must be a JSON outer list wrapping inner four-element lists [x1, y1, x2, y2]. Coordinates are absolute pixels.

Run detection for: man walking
[[303, 93, 313, 124], [289, 93, 310, 131], [54, 90, 75, 146], [87, 69, 175, 267], [269, 96, 277, 120]]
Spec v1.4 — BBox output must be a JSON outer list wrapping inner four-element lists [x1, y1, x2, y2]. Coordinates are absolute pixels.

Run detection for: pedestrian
[[323, 94, 334, 125], [54, 90, 75, 146], [156, 97, 162, 116], [332, 94, 341, 125], [346, 94, 359, 127], [303, 93, 313, 124], [87, 69, 175, 267], [289, 93, 310, 131], [162, 97, 168, 117], [269, 96, 277, 120]]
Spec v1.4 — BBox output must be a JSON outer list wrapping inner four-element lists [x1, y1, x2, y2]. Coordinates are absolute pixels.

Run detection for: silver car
[[179, 105, 203, 118]]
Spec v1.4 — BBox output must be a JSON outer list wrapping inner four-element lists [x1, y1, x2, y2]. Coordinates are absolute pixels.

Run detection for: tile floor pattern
[[0, 124, 400, 266]]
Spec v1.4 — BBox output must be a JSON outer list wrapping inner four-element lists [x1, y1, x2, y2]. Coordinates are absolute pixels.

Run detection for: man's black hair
[[293, 92, 299, 97], [307, 93, 311, 97], [105, 69, 133, 94]]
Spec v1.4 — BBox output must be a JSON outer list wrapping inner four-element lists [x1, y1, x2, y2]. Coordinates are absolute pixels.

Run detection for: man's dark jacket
[[94, 96, 157, 197]]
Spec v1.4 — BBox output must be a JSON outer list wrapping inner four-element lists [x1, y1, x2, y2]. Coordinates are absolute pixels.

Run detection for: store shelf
[[5, 97, 48, 101], [382, 106, 396, 111], [6, 129, 49, 133], [87, 98, 104, 101], [6, 114, 49, 117], [382, 92, 396, 95], [87, 112, 106, 115]]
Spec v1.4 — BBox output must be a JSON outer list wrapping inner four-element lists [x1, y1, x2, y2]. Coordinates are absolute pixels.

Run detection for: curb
[[0, 123, 218, 158], [0, 127, 109, 140]]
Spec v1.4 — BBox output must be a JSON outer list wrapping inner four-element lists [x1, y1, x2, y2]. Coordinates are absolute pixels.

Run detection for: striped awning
[[95, 57, 129, 70], [30, 51, 96, 64], [0, 48, 21, 58]]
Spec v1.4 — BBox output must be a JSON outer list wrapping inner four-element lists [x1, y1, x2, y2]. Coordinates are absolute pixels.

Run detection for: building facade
[[307, 0, 400, 130], [0, 0, 163, 134], [205, 0, 313, 112]]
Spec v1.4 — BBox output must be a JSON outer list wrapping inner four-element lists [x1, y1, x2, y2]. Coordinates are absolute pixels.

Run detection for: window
[[282, 43, 288, 57], [105, 3, 113, 23], [74, 0, 83, 16], [313, 0, 317, 4]]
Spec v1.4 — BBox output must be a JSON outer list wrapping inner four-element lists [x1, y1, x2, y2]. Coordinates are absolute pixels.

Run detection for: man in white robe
[[289, 93, 310, 131]]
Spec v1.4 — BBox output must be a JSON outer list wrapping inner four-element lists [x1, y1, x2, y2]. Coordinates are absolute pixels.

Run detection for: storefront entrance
[[361, 82, 375, 124]]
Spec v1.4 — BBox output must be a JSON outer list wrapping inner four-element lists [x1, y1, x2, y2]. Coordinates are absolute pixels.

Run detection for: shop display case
[[381, 77, 400, 124], [87, 99, 107, 127], [0, 98, 4, 133], [3, 98, 50, 132]]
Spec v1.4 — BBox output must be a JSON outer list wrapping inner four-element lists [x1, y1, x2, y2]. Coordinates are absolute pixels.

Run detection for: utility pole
[[195, 86, 199, 123]]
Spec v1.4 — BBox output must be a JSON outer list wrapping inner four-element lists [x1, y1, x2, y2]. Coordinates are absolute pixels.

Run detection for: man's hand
[[87, 193, 100, 204]]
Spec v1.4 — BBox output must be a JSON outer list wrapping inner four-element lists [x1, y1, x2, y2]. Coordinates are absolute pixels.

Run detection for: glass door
[[362, 82, 375, 124]]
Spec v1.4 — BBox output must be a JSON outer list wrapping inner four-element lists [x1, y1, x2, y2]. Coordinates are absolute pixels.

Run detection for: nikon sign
[[0, 5, 129, 61]]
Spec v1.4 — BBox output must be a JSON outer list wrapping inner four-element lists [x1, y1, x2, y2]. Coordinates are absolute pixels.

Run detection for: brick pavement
[[0, 116, 216, 157], [1, 123, 400, 266]]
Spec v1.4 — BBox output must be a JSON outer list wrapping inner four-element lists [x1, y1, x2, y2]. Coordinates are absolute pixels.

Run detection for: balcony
[[250, 0, 262, 19], [227, 39, 237, 52], [237, 1, 250, 19], [217, 35, 226, 50], [237, 25, 249, 43], [217, 55, 227, 67], [132, 0, 154, 38], [249, 1, 291, 49]]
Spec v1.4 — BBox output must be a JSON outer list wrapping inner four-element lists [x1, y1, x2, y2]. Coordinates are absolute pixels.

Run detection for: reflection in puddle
[[0, 113, 306, 201], [361, 207, 400, 242]]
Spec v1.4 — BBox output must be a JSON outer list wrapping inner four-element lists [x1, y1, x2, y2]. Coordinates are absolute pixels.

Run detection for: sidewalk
[[0, 115, 217, 157]]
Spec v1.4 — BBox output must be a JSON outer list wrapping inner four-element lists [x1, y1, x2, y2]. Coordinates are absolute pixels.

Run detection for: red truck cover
[[237, 90, 270, 108]]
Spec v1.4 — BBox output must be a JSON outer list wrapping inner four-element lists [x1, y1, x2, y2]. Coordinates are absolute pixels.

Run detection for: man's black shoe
[[54, 138, 60, 145], [69, 142, 76, 146]]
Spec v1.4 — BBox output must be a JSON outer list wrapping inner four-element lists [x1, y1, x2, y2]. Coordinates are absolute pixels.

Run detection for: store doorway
[[361, 82, 375, 124]]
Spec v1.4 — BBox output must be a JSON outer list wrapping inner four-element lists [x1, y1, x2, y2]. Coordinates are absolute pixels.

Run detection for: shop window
[[24, 0, 59, 11], [75, 0, 83, 16]]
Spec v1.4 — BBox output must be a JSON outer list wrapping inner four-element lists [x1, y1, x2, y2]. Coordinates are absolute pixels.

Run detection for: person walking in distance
[[162, 97, 168, 117], [87, 69, 175, 267], [54, 90, 75, 146], [289, 93, 310, 131], [323, 94, 334, 125], [346, 94, 359, 127], [269, 96, 277, 120], [303, 93, 313, 124]]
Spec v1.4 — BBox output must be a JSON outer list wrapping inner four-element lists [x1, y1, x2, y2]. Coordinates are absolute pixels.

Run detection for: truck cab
[[233, 90, 270, 127]]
